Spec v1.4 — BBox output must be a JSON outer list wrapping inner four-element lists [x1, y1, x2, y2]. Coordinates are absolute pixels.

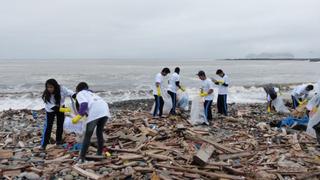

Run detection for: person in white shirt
[[41, 79, 74, 150], [213, 69, 229, 116], [72, 82, 110, 163], [167, 67, 185, 115], [152, 68, 170, 118], [291, 84, 314, 109], [197, 70, 214, 122], [263, 84, 278, 112]]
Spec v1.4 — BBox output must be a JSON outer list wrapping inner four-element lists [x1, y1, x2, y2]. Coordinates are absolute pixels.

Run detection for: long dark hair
[[42, 79, 61, 105]]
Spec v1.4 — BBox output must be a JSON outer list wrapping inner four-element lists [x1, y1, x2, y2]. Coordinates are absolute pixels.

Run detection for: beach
[[1, 99, 319, 179]]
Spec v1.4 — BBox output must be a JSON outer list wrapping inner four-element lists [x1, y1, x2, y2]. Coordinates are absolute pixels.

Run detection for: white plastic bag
[[306, 105, 320, 138], [150, 89, 172, 115], [272, 97, 290, 113], [189, 96, 208, 125], [177, 91, 189, 111]]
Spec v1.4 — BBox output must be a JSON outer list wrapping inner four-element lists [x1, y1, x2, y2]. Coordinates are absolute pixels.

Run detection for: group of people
[[40, 79, 110, 163], [39, 71, 319, 163], [152, 67, 229, 122]]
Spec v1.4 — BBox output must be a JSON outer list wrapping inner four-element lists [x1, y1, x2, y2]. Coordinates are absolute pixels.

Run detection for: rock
[[64, 174, 74, 180], [99, 167, 108, 173], [19, 172, 40, 180], [70, 171, 79, 177]]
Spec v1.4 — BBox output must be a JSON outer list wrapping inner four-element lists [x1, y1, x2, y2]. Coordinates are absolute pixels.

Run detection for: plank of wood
[[192, 143, 215, 166], [145, 152, 173, 161], [197, 136, 238, 154], [44, 154, 71, 164], [218, 151, 253, 161], [3, 169, 21, 177], [72, 165, 103, 180], [118, 154, 144, 161], [0, 150, 13, 159], [156, 164, 245, 180], [108, 147, 139, 154], [296, 171, 320, 180]]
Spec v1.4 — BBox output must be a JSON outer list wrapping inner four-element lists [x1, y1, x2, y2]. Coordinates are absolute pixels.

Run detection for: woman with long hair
[[41, 79, 74, 150]]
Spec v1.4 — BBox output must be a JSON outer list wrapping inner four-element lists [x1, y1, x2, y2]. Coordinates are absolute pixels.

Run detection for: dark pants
[[153, 95, 164, 117], [41, 111, 65, 148], [204, 100, 213, 121], [291, 96, 299, 109], [167, 90, 177, 115], [217, 94, 228, 116], [80, 116, 108, 160]]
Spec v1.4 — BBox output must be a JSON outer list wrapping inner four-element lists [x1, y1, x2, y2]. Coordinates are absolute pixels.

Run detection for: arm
[[175, 81, 181, 89], [78, 102, 88, 116]]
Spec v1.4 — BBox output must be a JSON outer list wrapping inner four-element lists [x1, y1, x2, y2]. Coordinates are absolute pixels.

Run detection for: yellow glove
[[298, 99, 307, 105], [267, 106, 271, 113], [311, 106, 318, 114], [199, 92, 208, 97], [59, 107, 71, 113], [72, 115, 82, 124], [180, 86, 186, 92], [157, 86, 161, 96], [216, 80, 224, 85]]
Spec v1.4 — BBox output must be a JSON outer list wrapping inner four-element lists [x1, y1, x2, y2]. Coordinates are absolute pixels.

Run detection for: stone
[[64, 174, 74, 180], [19, 172, 40, 180]]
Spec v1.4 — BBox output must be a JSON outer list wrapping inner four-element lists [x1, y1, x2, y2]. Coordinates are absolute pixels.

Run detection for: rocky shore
[[0, 99, 319, 180]]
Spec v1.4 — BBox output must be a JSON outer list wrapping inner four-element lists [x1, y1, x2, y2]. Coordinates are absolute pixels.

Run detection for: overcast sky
[[0, 0, 319, 59]]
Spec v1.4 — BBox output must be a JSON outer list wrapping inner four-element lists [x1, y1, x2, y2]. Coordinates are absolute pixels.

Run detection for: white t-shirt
[[201, 78, 214, 101], [168, 72, 180, 93], [291, 85, 309, 99], [45, 86, 74, 112], [152, 73, 164, 95], [217, 74, 229, 95], [76, 90, 110, 123]]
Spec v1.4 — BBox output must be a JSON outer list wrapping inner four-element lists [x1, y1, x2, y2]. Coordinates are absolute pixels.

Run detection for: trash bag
[[189, 96, 208, 125], [177, 91, 189, 111], [306, 105, 320, 138], [63, 98, 97, 143], [272, 97, 290, 113], [279, 115, 309, 129], [150, 88, 173, 115]]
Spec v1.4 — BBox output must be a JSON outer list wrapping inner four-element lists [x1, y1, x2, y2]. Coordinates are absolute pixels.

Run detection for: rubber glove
[[72, 115, 82, 124], [180, 86, 186, 92], [157, 86, 161, 96], [267, 106, 271, 113], [298, 99, 308, 105], [311, 106, 318, 114], [199, 92, 208, 97], [59, 107, 71, 113], [216, 80, 224, 85]]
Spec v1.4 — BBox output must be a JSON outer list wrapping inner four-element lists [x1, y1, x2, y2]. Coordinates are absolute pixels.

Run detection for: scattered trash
[[0, 99, 319, 179]]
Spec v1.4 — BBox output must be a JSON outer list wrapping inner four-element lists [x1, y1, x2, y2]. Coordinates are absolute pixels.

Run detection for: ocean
[[0, 59, 319, 110]]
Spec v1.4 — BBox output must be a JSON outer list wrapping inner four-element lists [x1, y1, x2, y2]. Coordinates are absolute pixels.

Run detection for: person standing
[[167, 67, 185, 115], [152, 68, 170, 118], [41, 79, 74, 150], [213, 69, 229, 116], [197, 70, 214, 122], [291, 84, 314, 109], [72, 82, 111, 163]]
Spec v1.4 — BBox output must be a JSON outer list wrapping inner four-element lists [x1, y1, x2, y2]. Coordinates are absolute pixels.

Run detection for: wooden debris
[[192, 143, 215, 166], [0, 150, 13, 159]]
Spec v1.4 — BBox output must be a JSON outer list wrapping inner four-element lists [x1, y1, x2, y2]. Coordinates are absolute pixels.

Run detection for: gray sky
[[0, 0, 319, 59]]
